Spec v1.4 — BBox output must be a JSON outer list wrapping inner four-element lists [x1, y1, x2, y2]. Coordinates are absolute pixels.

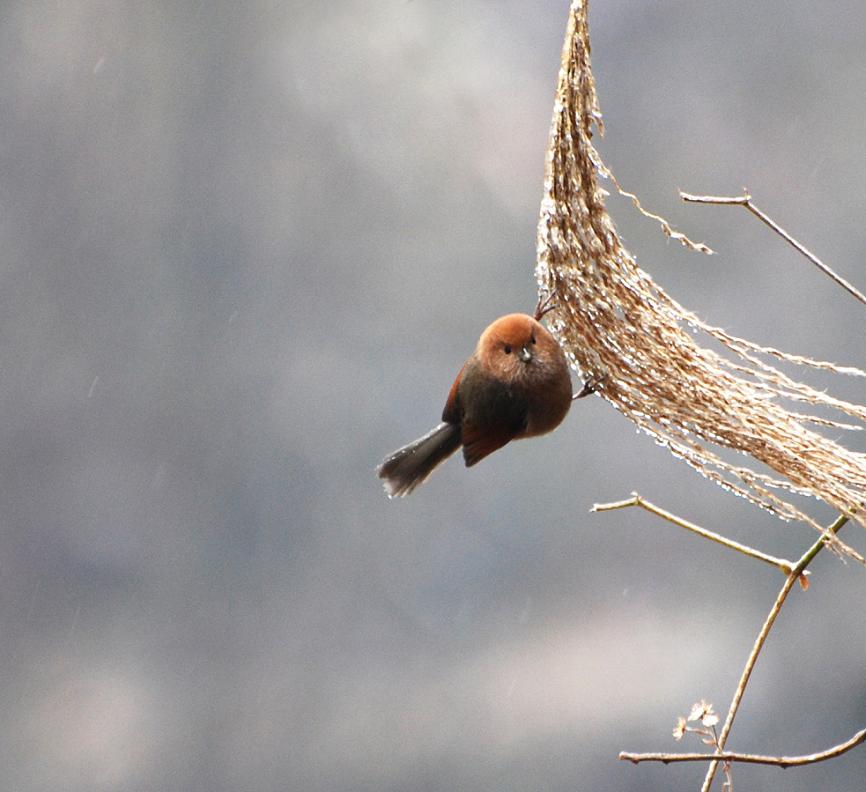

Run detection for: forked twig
[[592, 492, 807, 580], [699, 512, 850, 791], [620, 725, 866, 768], [599, 496, 852, 788], [681, 192, 866, 308]]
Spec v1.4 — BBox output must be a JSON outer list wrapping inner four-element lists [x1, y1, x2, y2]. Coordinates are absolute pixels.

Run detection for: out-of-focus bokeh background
[[1, 1, 865, 789]]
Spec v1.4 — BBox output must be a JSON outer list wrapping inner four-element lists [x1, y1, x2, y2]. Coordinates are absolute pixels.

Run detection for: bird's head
[[476, 313, 564, 382]]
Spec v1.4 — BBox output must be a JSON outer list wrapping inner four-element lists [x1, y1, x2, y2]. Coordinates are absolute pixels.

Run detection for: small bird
[[378, 308, 595, 497]]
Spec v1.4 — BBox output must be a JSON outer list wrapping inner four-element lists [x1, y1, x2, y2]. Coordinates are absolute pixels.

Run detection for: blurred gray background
[[1, 1, 864, 790]]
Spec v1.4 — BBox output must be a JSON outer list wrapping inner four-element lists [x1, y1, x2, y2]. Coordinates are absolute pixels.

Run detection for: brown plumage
[[377, 313, 576, 497]]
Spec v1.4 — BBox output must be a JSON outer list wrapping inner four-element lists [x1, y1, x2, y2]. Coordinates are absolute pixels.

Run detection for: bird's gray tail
[[377, 422, 461, 497]]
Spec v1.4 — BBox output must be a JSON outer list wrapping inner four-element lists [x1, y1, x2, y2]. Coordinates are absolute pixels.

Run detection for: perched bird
[[378, 310, 594, 497]]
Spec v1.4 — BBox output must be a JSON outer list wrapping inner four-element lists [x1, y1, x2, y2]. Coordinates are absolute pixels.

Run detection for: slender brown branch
[[592, 492, 806, 579], [681, 191, 866, 308], [620, 726, 866, 768], [700, 512, 849, 792]]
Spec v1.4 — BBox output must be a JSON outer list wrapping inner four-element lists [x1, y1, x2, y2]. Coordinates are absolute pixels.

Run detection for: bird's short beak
[[519, 346, 532, 363]]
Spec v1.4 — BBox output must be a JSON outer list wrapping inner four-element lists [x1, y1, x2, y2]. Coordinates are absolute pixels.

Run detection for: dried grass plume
[[536, 0, 866, 555]]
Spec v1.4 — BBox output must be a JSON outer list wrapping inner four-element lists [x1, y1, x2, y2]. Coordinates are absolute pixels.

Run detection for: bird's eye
[[530, 333, 536, 345], [503, 344, 512, 354]]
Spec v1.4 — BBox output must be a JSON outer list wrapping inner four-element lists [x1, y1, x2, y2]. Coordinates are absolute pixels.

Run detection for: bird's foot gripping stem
[[534, 290, 558, 321], [573, 373, 605, 400]]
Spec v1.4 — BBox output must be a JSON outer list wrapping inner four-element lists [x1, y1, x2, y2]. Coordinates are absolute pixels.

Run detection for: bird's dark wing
[[461, 421, 521, 466], [458, 368, 529, 466], [441, 361, 468, 426]]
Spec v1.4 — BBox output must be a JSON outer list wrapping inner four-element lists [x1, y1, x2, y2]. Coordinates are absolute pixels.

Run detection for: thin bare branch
[[680, 193, 751, 207], [620, 725, 866, 768], [700, 512, 850, 791], [681, 191, 866, 308], [592, 492, 807, 579]]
